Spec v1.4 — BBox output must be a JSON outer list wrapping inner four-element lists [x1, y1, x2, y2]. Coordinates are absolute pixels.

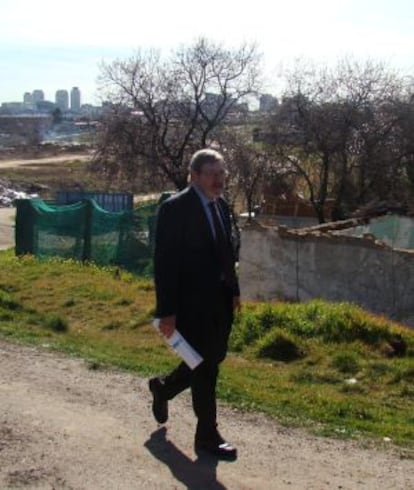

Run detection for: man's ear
[[189, 169, 197, 183]]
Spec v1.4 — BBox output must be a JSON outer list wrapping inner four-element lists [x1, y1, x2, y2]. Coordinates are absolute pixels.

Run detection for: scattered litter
[[335, 428, 347, 433], [345, 378, 358, 385], [0, 181, 38, 206]]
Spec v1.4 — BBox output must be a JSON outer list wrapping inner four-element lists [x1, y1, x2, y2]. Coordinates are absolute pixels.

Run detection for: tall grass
[[230, 300, 408, 352]]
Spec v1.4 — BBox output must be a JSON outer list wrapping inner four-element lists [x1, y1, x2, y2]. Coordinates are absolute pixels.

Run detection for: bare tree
[[95, 38, 262, 191], [268, 69, 353, 222], [267, 58, 409, 222], [217, 128, 286, 221], [395, 95, 414, 195], [337, 59, 407, 205], [89, 105, 165, 192]]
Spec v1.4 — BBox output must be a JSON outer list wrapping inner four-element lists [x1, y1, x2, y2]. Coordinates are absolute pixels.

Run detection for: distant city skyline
[[1, 0, 413, 105], [1, 86, 87, 113], [13, 87, 84, 106], [0, 44, 123, 106]]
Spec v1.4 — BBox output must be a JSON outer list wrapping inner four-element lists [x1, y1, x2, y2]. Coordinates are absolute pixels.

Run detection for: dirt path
[[0, 154, 91, 169], [0, 340, 412, 489]]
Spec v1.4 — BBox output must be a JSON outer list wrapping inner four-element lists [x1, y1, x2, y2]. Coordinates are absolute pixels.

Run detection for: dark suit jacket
[[153, 186, 240, 362]]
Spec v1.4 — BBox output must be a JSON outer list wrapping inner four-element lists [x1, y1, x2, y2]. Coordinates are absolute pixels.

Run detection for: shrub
[[332, 352, 361, 374], [257, 305, 284, 330], [0, 290, 21, 311], [255, 328, 304, 362], [44, 314, 69, 333], [229, 309, 263, 351], [101, 321, 122, 331], [63, 298, 76, 307]]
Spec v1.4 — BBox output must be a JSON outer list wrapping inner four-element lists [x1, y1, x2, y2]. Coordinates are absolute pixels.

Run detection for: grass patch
[[0, 249, 413, 448]]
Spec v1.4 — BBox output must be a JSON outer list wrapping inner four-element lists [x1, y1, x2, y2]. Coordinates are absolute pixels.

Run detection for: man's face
[[191, 161, 227, 200]]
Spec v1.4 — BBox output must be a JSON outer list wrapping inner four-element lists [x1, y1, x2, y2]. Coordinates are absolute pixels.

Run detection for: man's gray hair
[[189, 149, 224, 173]]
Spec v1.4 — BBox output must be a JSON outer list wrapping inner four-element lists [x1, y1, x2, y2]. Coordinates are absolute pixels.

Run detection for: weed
[[87, 361, 101, 370], [0, 291, 21, 311], [44, 314, 69, 333], [116, 298, 133, 306], [332, 352, 361, 374], [63, 298, 76, 307], [101, 321, 122, 331], [229, 310, 262, 351]]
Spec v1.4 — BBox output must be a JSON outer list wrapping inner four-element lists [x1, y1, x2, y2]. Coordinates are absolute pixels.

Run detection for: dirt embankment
[[0, 340, 412, 490]]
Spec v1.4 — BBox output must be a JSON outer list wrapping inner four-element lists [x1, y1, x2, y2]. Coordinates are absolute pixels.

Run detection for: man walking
[[149, 148, 240, 460]]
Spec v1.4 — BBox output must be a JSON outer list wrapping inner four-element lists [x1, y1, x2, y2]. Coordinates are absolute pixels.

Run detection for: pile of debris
[[0, 179, 38, 206], [352, 199, 410, 218]]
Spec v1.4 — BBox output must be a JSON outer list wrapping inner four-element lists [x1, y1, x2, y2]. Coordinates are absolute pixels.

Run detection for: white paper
[[152, 319, 203, 369]]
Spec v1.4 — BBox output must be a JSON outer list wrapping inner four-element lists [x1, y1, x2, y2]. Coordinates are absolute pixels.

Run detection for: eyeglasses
[[199, 169, 229, 179]]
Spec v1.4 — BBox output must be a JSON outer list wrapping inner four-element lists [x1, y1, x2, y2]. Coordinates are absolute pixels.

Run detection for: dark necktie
[[208, 201, 235, 288]]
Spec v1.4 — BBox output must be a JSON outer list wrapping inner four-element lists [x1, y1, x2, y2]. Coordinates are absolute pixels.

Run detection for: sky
[[0, 0, 413, 105]]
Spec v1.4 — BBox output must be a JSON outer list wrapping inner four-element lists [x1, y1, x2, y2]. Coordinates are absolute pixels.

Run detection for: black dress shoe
[[195, 433, 237, 461], [148, 378, 168, 424]]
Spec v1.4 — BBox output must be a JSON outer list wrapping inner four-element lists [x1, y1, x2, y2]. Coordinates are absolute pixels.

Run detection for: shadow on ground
[[144, 427, 229, 490]]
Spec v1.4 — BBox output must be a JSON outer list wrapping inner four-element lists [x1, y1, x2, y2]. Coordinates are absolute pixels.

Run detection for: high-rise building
[[55, 90, 69, 111], [23, 92, 33, 109], [32, 90, 45, 105], [23, 92, 32, 104], [70, 87, 81, 112], [259, 94, 278, 113]]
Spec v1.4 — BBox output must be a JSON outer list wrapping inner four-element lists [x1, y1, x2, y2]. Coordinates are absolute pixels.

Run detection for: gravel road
[[0, 340, 413, 490]]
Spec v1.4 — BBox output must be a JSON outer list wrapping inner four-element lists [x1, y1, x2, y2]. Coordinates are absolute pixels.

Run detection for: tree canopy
[[265, 59, 414, 222], [95, 38, 262, 190]]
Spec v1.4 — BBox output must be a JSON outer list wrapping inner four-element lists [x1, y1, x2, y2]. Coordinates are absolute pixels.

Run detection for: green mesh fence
[[338, 215, 414, 250], [15, 198, 157, 275]]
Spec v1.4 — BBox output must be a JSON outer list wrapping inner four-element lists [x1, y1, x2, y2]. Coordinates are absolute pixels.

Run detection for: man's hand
[[233, 296, 241, 312], [159, 315, 176, 339]]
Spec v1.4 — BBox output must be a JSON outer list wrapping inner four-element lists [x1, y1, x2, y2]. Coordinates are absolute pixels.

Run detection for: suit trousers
[[156, 283, 234, 436], [159, 360, 219, 436]]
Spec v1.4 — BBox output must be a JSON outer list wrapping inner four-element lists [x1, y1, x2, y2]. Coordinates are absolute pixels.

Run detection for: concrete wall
[[239, 222, 414, 325]]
